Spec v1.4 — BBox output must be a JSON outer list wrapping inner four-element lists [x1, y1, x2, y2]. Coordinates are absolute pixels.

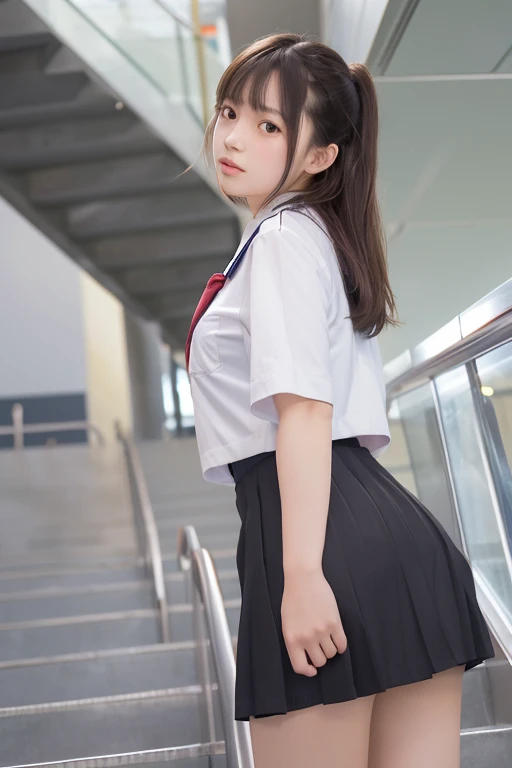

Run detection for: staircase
[[0, 0, 240, 353], [0, 441, 240, 766]]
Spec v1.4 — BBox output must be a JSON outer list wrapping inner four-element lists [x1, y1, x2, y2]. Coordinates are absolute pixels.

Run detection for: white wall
[[0, 197, 87, 398], [0, 196, 134, 445]]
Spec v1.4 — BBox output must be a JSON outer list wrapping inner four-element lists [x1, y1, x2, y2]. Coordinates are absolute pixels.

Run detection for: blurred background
[[0, 1, 511, 766]]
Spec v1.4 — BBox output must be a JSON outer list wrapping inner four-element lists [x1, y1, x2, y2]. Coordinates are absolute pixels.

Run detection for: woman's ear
[[305, 143, 339, 176]]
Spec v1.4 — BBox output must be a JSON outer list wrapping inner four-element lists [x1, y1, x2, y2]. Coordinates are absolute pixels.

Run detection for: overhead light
[[481, 385, 494, 397], [115, 101, 124, 110]]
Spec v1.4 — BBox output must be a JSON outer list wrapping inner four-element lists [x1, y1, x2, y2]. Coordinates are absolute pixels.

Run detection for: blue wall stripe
[[0, 393, 87, 449]]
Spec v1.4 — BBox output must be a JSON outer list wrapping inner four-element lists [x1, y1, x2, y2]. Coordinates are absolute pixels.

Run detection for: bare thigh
[[368, 665, 466, 768], [249, 694, 377, 768]]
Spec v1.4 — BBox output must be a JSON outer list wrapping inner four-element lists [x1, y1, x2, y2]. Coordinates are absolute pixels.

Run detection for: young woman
[[184, 32, 495, 768]]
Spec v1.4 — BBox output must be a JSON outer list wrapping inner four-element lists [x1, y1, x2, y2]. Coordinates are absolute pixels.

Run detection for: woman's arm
[[274, 392, 347, 676], [274, 393, 333, 575]]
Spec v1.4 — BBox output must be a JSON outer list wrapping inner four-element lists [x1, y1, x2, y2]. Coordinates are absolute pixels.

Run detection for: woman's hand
[[281, 567, 348, 676]]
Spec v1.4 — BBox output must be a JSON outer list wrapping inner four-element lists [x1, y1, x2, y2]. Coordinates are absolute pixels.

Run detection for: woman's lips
[[219, 160, 244, 175]]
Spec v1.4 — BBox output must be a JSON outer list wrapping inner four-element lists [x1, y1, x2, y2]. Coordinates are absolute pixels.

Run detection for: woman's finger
[[305, 642, 328, 668], [286, 640, 318, 676], [319, 635, 339, 659], [331, 623, 348, 654]]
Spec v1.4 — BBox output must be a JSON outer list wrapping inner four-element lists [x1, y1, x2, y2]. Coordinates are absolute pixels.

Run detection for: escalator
[[383, 277, 512, 764]]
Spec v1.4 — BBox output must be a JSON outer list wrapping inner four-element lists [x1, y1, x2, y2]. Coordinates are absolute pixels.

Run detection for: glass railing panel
[[475, 340, 512, 509], [66, 1, 188, 97], [203, 38, 227, 114], [380, 399, 419, 495], [176, 23, 207, 121], [61, 0, 229, 124], [392, 383, 465, 549], [435, 363, 512, 623], [474, 340, 512, 581]]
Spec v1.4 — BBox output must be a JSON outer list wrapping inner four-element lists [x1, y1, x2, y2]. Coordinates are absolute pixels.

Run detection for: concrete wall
[[124, 312, 166, 441]]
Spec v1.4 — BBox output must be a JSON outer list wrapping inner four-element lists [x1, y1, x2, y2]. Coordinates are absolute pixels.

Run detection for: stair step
[[0, 645, 201, 707], [0, 113, 163, 170], [164, 550, 237, 573], [62, 188, 233, 241], [0, 32, 54, 55], [0, 690, 214, 766], [4, 525, 138, 553], [91, 220, 237, 270], [461, 724, 512, 767], [461, 663, 496, 729], [0, 563, 148, 593], [0, 71, 87, 110], [0, 604, 241, 661], [0, 564, 239, 599], [0, 743, 225, 768], [0, 82, 117, 128], [0, 569, 240, 619], [0, 39, 55, 75], [118, 256, 223, 297], [156, 512, 238, 532], [160, 529, 239, 551], [0, 548, 237, 589], [0, 611, 160, 662], [0, 635, 238, 671], [0, 583, 154, 622], [29, 152, 196, 206], [167, 571, 241, 604], [0, 541, 139, 567]]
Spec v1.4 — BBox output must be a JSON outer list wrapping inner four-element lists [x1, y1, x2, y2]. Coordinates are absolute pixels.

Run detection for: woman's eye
[[261, 121, 279, 134], [218, 105, 279, 134], [220, 105, 235, 119]]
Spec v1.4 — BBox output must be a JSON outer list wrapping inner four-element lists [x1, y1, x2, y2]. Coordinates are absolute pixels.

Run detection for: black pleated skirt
[[229, 437, 495, 722]]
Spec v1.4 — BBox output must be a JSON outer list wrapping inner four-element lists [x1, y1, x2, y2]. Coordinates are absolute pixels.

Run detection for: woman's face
[[212, 70, 314, 216]]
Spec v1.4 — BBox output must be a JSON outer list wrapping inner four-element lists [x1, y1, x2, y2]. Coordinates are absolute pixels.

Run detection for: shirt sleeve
[[247, 225, 333, 423]]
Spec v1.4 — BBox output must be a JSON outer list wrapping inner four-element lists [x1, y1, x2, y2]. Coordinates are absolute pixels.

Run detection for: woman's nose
[[225, 124, 244, 150]]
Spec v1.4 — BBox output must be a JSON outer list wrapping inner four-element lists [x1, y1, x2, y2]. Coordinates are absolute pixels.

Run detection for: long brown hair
[[187, 32, 401, 337]]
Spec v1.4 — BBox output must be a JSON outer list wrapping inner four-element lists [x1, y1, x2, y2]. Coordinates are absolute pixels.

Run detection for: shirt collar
[[251, 190, 304, 225], [224, 190, 304, 277]]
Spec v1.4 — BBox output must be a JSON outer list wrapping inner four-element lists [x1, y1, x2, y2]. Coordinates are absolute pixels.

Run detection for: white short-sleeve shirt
[[188, 191, 391, 485]]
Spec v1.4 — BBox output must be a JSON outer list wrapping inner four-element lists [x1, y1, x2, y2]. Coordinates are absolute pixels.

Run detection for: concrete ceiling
[[225, 0, 321, 57], [368, 0, 512, 362], [382, 0, 512, 75]]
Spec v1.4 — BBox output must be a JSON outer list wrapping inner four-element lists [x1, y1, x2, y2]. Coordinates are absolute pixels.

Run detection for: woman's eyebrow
[[259, 104, 284, 119]]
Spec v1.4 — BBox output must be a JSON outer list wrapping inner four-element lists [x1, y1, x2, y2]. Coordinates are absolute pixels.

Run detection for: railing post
[[12, 403, 24, 451], [190, 0, 210, 127]]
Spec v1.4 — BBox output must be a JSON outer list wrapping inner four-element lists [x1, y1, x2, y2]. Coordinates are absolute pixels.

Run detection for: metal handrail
[[384, 277, 512, 400], [177, 525, 254, 768], [116, 422, 169, 643], [0, 403, 105, 448]]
